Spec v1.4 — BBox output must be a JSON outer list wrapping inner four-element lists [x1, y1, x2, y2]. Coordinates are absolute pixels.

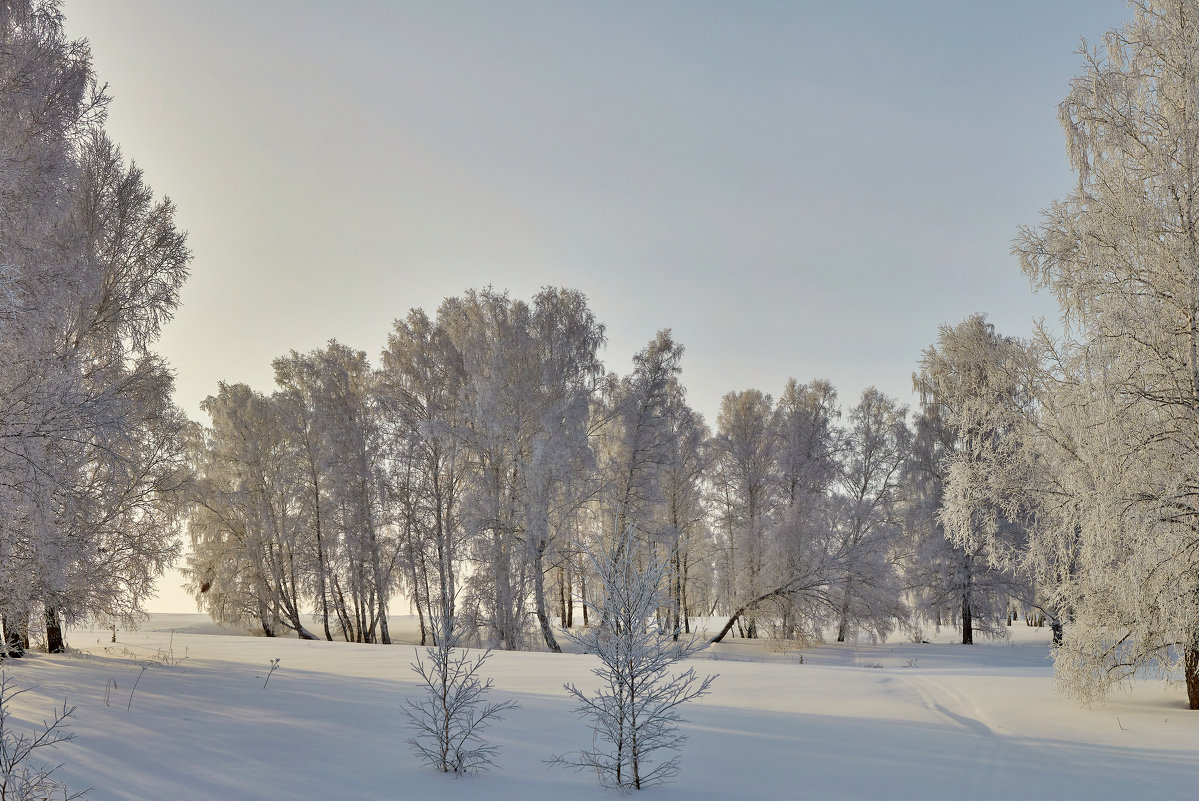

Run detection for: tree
[[910, 316, 1031, 645], [0, 1, 189, 650], [551, 530, 715, 790], [770, 380, 841, 640], [403, 618, 517, 775], [830, 388, 910, 642], [378, 310, 468, 646], [305, 342, 394, 644], [706, 380, 850, 646], [186, 384, 317, 639], [710, 389, 777, 638], [1013, 0, 1199, 708], [443, 288, 604, 652], [592, 331, 706, 634]]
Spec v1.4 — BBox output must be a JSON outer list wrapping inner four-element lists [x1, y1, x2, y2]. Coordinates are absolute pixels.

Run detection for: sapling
[[402, 617, 517, 775], [550, 530, 715, 790]]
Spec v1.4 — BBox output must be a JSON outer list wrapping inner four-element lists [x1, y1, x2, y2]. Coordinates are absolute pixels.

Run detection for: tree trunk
[[45, 607, 66, 653], [961, 553, 974, 645], [531, 540, 562, 653], [580, 563, 589, 627], [311, 465, 334, 642], [1185, 646, 1199, 711], [681, 555, 690, 634], [961, 584, 973, 645], [836, 577, 853, 643], [565, 563, 574, 628], [1, 614, 24, 658], [709, 584, 796, 643], [558, 568, 567, 627]]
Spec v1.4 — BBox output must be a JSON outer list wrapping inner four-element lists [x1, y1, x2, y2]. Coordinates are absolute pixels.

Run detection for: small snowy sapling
[[550, 531, 716, 790], [403, 617, 517, 775]]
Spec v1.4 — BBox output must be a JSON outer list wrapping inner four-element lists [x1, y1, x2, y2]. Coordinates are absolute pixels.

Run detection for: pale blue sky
[[64, 1, 1128, 611]]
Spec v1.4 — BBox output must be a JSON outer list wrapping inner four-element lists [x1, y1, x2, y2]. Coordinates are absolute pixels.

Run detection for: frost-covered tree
[[271, 353, 338, 640], [710, 389, 777, 638], [909, 317, 1031, 645], [592, 330, 710, 634], [403, 617, 517, 775], [303, 342, 394, 644], [0, 1, 189, 650], [186, 384, 317, 639], [706, 380, 863, 645], [656, 372, 711, 638], [594, 331, 685, 545], [769, 380, 841, 640], [830, 388, 910, 642], [1014, 0, 1199, 708], [442, 288, 604, 652], [378, 310, 468, 645], [552, 530, 715, 790]]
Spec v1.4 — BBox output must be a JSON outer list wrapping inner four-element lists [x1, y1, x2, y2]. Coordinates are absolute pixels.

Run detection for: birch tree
[[551, 529, 715, 790], [1014, 0, 1199, 708], [710, 390, 776, 638], [830, 388, 910, 642], [909, 317, 1031, 645], [379, 310, 468, 644], [0, 2, 189, 650]]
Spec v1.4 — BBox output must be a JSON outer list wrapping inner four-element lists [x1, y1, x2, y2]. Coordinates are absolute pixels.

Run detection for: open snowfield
[[0, 616, 1192, 800]]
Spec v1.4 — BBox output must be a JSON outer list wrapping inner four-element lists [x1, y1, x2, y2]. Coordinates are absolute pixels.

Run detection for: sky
[[62, 1, 1130, 613]]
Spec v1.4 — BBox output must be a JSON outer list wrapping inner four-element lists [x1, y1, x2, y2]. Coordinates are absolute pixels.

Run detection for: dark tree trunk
[[961, 556, 973, 645], [961, 591, 973, 645], [682, 556, 690, 634], [1, 614, 24, 658], [580, 565, 589, 627], [45, 607, 66, 653], [558, 568, 567, 627], [1185, 646, 1199, 711], [565, 564, 573, 628]]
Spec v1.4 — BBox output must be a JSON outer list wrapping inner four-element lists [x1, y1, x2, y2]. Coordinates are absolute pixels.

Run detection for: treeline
[[8, 0, 1199, 714], [186, 287, 1035, 654]]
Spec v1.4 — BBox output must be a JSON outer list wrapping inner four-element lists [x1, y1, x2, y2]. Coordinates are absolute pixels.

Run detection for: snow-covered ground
[[2, 616, 1193, 800]]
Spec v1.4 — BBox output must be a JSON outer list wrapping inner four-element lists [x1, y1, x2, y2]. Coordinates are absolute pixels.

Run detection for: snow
[[2, 616, 1193, 800]]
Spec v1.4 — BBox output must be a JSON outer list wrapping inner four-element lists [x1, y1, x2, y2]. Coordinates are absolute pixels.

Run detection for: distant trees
[[186, 383, 317, 639], [706, 384, 912, 645], [710, 389, 776, 639], [186, 345, 399, 644], [188, 281, 1130, 666]]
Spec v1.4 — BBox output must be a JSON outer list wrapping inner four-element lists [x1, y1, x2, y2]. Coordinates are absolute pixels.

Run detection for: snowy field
[[0, 616, 1192, 800]]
